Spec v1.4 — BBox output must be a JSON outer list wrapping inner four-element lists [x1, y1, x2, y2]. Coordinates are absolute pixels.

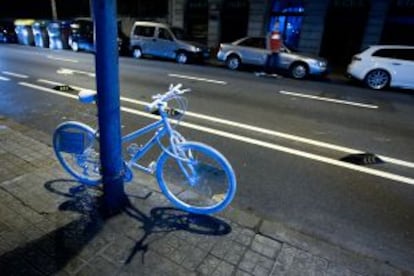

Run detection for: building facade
[[119, 0, 414, 65]]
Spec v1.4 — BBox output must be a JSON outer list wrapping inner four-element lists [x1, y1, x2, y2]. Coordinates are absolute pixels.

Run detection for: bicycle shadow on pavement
[[123, 204, 231, 264], [35, 179, 232, 269]]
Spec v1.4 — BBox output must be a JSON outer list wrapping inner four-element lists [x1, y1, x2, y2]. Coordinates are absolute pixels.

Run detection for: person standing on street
[[257, 20, 282, 76]]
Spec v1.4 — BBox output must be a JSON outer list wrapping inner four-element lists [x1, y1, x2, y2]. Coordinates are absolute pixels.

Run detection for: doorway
[[320, 0, 370, 66], [220, 0, 249, 43], [185, 0, 208, 43]]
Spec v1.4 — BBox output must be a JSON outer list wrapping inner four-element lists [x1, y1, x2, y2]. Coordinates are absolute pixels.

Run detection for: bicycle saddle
[[78, 90, 97, 104]]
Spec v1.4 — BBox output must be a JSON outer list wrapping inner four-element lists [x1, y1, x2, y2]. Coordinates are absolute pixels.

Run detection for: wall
[[247, 0, 268, 36], [361, 0, 390, 49], [297, 0, 329, 54]]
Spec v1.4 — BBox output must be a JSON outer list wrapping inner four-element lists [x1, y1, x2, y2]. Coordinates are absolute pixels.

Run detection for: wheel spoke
[[157, 142, 236, 214]]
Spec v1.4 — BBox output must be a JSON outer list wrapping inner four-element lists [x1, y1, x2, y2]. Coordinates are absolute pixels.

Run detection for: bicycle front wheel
[[53, 121, 101, 186], [156, 142, 236, 214]]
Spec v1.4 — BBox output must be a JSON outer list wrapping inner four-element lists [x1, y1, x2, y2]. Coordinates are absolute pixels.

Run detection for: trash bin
[[47, 21, 71, 50], [32, 20, 50, 48], [14, 19, 35, 46]]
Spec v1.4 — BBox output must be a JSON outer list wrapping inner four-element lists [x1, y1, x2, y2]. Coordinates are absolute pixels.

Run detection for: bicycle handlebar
[[145, 83, 191, 112]]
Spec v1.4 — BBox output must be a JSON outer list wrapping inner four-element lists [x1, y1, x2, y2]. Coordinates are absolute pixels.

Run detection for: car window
[[134, 26, 155, 37], [398, 49, 414, 61], [158, 28, 173, 40], [238, 38, 265, 49], [372, 49, 399, 59], [373, 48, 414, 61], [171, 27, 191, 40], [72, 20, 93, 35]]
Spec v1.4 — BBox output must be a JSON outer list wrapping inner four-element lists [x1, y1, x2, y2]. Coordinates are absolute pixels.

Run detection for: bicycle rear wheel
[[156, 142, 236, 214], [53, 121, 101, 186]]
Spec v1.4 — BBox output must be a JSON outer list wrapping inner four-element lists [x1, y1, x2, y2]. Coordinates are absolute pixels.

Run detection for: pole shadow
[[3, 178, 231, 271], [0, 179, 104, 275]]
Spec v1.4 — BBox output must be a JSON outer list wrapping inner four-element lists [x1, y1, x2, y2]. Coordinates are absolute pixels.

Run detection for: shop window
[[269, 0, 304, 49]]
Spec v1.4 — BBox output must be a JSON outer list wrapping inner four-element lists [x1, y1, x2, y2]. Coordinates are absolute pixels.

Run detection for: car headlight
[[190, 46, 202, 52], [315, 60, 327, 68]]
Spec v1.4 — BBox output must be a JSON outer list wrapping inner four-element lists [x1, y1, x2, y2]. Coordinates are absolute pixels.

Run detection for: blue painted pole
[[92, 0, 127, 213]]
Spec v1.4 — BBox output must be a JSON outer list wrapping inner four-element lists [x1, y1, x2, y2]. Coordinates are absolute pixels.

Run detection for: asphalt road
[[1, 44, 414, 270]]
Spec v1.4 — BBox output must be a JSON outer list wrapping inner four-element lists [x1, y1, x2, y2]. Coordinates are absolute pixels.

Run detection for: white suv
[[347, 45, 414, 90]]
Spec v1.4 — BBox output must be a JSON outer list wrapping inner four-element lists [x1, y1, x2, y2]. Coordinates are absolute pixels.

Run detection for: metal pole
[[92, 0, 127, 214], [51, 0, 58, 20]]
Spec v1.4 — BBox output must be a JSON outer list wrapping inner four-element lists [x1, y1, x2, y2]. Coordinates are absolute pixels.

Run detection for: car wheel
[[289, 62, 308, 79], [71, 41, 79, 52], [226, 55, 241, 70], [176, 51, 189, 64], [364, 69, 390, 90], [132, 48, 142, 59]]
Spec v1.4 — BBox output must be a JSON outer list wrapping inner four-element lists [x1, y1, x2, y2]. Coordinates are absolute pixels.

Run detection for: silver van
[[129, 21, 210, 64]]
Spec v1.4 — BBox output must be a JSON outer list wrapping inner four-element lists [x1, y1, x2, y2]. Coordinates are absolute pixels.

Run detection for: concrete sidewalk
[[0, 117, 407, 275]]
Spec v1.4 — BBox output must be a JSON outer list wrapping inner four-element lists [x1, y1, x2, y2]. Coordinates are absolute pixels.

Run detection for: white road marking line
[[19, 81, 414, 186], [121, 106, 414, 186], [19, 82, 78, 100], [280, 90, 379, 109], [168, 73, 227, 85], [35, 78, 414, 169], [38, 79, 86, 90], [2, 71, 29, 79], [0, 76, 10, 81], [47, 55, 79, 63], [57, 68, 95, 77]]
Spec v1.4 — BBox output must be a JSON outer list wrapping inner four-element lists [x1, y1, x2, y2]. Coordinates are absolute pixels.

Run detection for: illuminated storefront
[[268, 0, 304, 49]]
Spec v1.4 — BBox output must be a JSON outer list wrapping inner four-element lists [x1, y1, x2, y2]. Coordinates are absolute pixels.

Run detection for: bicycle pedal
[[148, 161, 156, 174]]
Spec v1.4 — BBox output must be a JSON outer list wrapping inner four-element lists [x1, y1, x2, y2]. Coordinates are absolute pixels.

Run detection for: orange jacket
[[268, 31, 282, 53]]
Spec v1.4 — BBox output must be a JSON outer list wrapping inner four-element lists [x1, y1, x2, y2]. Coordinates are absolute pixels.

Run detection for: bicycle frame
[[121, 109, 173, 174], [120, 107, 198, 186]]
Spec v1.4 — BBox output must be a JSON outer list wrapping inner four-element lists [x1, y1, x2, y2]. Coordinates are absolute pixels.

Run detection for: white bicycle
[[53, 84, 237, 214]]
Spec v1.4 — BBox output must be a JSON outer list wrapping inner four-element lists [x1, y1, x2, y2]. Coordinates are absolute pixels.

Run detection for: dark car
[[69, 18, 94, 52], [69, 18, 129, 55], [0, 20, 17, 43]]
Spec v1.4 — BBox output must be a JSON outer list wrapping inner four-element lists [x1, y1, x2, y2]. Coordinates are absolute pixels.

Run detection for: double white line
[[19, 79, 414, 186]]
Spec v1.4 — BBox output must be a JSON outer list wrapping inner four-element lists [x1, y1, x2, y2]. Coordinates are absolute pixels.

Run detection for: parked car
[[68, 18, 94, 52], [129, 21, 210, 64], [69, 18, 129, 55], [0, 20, 17, 43], [216, 36, 328, 79], [347, 45, 414, 90]]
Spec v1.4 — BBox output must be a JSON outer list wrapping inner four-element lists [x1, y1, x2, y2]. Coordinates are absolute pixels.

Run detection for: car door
[[395, 49, 414, 89], [132, 25, 156, 55], [237, 37, 268, 66], [78, 20, 94, 51], [152, 27, 177, 59]]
